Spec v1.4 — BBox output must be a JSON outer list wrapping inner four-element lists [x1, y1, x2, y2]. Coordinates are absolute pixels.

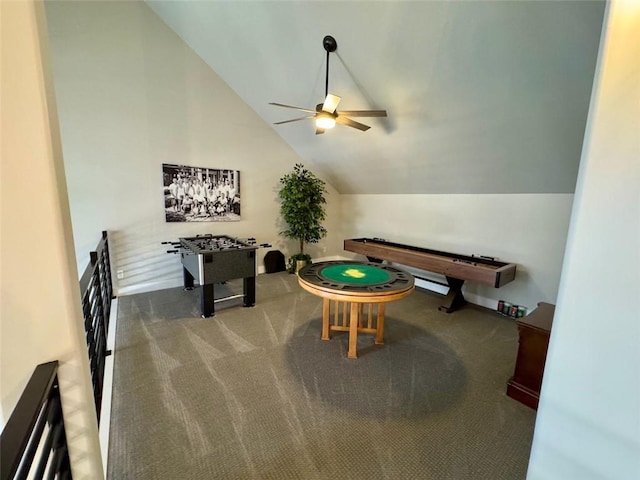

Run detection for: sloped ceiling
[[146, 1, 605, 194]]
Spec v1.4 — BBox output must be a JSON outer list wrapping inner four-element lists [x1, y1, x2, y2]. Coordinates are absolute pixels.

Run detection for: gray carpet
[[108, 272, 536, 479]]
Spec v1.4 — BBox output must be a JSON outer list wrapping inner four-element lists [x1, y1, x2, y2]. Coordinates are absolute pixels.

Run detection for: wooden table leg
[[348, 302, 359, 359], [375, 303, 386, 345], [322, 298, 330, 340]]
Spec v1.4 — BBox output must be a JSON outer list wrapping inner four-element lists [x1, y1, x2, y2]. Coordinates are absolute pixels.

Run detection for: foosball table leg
[[183, 267, 195, 291], [201, 284, 215, 317], [243, 276, 255, 307]]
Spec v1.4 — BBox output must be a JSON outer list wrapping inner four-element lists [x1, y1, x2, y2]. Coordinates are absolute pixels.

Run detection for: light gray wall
[[44, 1, 577, 313], [528, 2, 640, 477], [44, 1, 344, 295], [147, 0, 605, 195]]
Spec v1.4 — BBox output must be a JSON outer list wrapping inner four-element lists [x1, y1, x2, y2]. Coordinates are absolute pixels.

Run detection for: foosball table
[[165, 235, 259, 317]]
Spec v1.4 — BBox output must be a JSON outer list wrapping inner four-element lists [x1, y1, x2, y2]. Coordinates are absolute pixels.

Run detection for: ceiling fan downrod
[[323, 35, 337, 99]]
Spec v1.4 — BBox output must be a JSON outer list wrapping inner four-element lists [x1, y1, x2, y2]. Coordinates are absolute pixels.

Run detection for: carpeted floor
[[108, 272, 536, 479]]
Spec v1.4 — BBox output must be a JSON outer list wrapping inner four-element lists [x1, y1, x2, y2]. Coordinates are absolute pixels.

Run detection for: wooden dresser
[[507, 302, 555, 409]]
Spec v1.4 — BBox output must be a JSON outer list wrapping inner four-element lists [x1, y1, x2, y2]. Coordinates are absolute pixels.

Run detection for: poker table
[[298, 261, 415, 358]]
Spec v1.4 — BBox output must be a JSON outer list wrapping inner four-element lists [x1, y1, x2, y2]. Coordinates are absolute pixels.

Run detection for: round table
[[298, 261, 415, 358]]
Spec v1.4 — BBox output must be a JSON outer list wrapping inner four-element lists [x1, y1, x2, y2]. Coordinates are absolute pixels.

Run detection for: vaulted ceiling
[[147, 1, 605, 194]]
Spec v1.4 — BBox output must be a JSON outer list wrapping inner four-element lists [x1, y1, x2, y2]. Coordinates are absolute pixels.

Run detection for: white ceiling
[[146, 1, 605, 194]]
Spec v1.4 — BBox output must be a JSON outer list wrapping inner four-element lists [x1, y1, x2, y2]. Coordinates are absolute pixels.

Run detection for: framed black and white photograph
[[162, 163, 241, 222]]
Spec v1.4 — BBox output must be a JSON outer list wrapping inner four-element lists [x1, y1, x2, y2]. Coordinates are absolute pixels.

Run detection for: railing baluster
[[78, 231, 114, 422]]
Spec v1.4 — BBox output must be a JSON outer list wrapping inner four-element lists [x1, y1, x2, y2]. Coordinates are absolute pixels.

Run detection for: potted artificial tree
[[278, 163, 328, 273]]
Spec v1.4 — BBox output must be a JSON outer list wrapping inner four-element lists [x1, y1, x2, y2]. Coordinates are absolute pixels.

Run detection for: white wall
[[0, 1, 103, 476], [341, 194, 573, 311], [44, 1, 343, 295], [528, 1, 640, 478]]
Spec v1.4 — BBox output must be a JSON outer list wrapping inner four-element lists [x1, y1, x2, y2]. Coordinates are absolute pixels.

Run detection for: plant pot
[[295, 259, 309, 274]]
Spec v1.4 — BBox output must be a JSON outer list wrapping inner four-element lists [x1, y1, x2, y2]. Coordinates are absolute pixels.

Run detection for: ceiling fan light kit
[[315, 112, 336, 129], [269, 35, 387, 134]]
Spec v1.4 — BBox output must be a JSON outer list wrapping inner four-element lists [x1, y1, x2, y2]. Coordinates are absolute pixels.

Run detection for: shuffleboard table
[[344, 238, 517, 313], [298, 261, 415, 359]]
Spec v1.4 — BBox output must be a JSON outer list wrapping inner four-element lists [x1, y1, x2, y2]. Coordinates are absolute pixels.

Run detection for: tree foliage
[[278, 163, 327, 255]]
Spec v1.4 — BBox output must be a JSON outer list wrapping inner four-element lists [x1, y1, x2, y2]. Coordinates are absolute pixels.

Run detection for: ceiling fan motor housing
[[316, 103, 335, 115]]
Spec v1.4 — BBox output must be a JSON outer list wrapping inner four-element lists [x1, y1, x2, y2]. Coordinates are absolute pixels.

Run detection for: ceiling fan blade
[[336, 115, 371, 131], [273, 115, 314, 125], [338, 110, 387, 118], [315, 127, 325, 135], [269, 102, 317, 114], [322, 94, 341, 113]]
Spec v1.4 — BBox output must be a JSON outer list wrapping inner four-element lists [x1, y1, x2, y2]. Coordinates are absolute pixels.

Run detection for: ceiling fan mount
[[269, 35, 387, 134], [322, 35, 337, 53]]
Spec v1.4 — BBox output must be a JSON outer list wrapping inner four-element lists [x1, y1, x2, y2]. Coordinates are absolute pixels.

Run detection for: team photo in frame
[[162, 163, 241, 222]]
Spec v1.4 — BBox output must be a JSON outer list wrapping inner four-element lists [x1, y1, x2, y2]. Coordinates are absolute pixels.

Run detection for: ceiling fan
[[269, 35, 387, 134]]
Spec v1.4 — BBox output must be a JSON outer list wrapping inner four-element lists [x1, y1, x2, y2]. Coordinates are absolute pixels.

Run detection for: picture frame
[[162, 163, 241, 222]]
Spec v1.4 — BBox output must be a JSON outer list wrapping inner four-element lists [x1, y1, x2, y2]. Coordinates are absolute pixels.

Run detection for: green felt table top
[[320, 263, 391, 285]]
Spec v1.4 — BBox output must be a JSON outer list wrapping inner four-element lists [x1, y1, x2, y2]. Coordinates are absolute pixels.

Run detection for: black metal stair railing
[[78, 230, 114, 421], [0, 231, 115, 479], [0, 361, 72, 480]]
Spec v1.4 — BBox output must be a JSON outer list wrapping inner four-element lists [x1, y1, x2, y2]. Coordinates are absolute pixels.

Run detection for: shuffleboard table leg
[[439, 276, 467, 313], [366, 256, 383, 263]]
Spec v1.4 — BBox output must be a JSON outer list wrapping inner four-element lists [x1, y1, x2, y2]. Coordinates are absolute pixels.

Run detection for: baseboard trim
[[116, 256, 343, 297], [113, 255, 507, 311]]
